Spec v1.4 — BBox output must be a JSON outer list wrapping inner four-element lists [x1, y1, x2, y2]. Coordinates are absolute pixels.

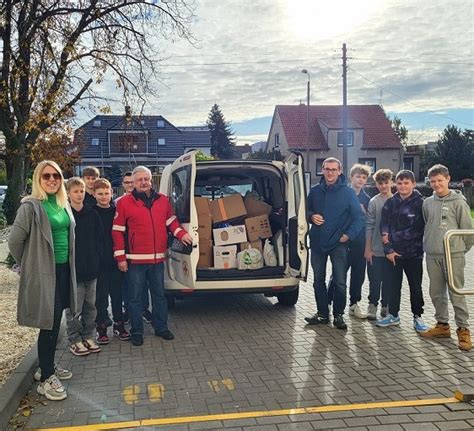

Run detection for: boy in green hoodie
[[421, 164, 472, 351]]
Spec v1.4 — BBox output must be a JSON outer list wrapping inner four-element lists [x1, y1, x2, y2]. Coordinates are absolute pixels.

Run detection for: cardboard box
[[195, 197, 212, 240], [210, 194, 247, 223], [245, 215, 272, 242], [239, 240, 263, 253], [214, 245, 237, 269], [195, 197, 211, 216], [213, 225, 247, 246], [244, 196, 272, 217], [198, 239, 213, 268]]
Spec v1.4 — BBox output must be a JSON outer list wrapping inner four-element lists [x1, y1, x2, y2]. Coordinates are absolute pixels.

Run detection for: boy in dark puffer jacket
[[65, 177, 103, 356]]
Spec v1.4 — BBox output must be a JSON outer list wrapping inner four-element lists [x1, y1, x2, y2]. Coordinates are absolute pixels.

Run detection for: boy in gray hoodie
[[420, 164, 473, 351]]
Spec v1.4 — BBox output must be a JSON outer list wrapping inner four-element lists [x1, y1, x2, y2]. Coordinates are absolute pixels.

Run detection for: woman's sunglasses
[[41, 173, 61, 181]]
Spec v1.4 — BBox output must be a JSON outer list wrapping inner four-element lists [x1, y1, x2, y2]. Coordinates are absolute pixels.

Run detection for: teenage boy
[[347, 164, 371, 319], [420, 164, 472, 351], [376, 170, 428, 332], [94, 178, 130, 344], [65, 177, 103, 356], [364, 169, 393, 320], [305, 157, 365, 330], [82, 166, 100, 208]]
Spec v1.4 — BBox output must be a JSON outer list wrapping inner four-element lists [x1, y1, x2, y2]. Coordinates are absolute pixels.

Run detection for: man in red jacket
[[112, 166, 192, 346]]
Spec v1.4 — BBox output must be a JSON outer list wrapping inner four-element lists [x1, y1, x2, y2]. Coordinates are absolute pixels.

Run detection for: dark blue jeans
[[126, 262, 168, 335], [367, 256, 390, 307], [311, 243, 348, 317]]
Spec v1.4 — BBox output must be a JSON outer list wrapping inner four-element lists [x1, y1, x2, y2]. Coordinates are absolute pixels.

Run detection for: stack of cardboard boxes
[[195, 194, 273, 270]]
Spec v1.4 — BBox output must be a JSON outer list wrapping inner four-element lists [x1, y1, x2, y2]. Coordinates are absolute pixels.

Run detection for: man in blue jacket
[[305, 158, 365, 329]]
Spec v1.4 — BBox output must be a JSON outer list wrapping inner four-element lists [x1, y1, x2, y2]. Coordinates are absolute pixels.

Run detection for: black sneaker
[[304, 313, 329, 325], [131, 334, 143, 346], [142, 309, 152, 324], [155, 329, 174, 340], [333, 314, 347, 330], [105, 316, 113, 327]]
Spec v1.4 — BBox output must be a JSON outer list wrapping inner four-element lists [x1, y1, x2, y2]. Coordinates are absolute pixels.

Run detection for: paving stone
[[435, 421, 473, 430]]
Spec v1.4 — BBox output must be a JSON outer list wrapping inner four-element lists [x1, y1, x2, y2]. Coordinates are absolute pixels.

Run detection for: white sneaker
[[349, 303, 367, 319], [83, 338, 101, 353], [37, 375, 67, 401], [34, 364, 72, 381], [367, 303, 377, 320]]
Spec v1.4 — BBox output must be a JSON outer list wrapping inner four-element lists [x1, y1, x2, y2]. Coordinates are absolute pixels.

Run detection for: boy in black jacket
[[94, 178, 130, 344], [65, 177, 103, 356], [376, 170, 427, 333]]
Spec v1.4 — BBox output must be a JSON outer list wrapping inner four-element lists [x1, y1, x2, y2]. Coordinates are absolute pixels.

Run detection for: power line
[[352, 56, 474, 66], [159, 57, 335, 67], [348, 66, 474, 127]]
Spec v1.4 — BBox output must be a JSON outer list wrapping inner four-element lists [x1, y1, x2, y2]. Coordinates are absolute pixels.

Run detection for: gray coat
[[8, 198, 77, 330]]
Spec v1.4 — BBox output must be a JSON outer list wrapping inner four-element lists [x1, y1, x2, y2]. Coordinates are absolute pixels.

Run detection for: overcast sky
[[86, 0, 474, 145]]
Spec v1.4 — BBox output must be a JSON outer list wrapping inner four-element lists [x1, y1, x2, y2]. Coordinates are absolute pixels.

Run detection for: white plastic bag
[[263, 239, 277, 267], [237, 248, 263, 270]]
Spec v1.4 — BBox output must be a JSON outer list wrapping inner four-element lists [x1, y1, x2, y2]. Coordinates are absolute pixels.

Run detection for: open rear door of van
[[285, 152, 309, 280], [160, 151, 199, 288]]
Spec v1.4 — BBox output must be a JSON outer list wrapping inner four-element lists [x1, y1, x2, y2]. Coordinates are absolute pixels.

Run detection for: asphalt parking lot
[[12, 257, 474, 430]]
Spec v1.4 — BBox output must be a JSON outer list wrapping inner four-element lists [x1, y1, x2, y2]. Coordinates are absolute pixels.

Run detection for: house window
[[108, 131, 147, 153], [358, 158, 376, 173], [274, 133, 280, 148], [140, 119, 145, 125], [91, 138, 100, 146], [316, 158, 325, 175], [93, 120, 101, 128], [337, 131, 354, 147], [158, 138, 165, 146], [157, 120, 165, 128], [403, 157, 414, 171]]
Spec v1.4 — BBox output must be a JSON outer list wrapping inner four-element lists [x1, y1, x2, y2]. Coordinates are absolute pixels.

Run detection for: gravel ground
[[0, 240, 38, 386]]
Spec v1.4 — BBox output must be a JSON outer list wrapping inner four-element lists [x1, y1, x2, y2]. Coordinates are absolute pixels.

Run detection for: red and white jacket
[[112, 190, 187, 264]]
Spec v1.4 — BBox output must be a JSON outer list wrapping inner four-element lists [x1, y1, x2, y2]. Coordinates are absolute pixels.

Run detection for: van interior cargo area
[[194, 163, 287, 280]]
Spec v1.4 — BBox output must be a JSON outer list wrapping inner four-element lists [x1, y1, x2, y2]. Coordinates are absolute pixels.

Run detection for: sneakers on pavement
[[155, 329, 175, 340], [34, 364, 72, 382], [113, 322, 131, 341], [96, 324, 109, 345], [69, 341, 89, 356], [83, 338, 101, 353], [304, 313, 329, 325], [131, 334, 144, 346], [457, 327, 472, 351], [419, 322, 451, 339], [376, 314, 400, 327], [380, 306, 388, 318], [37, 375, 67, 401], [367, 303, 377, 321], [142, 309, 153, 324], [413, 316, 429, 333], [349, 303, 367, 319], [333, 314, 347, 330]]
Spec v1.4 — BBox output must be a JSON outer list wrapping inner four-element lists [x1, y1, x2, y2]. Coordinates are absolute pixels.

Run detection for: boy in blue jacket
[[305, 158, 364, 330], [376, 170, 428, 332]]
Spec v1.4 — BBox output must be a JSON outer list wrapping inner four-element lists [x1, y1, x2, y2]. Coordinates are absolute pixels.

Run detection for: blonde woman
[[9, 161, 77, 401]]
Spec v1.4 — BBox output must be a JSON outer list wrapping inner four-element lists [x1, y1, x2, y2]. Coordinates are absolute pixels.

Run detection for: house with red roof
[[266, 104, 408, 183]]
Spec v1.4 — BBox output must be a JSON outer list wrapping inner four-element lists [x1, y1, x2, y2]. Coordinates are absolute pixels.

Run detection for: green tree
[[426, 125, 474, 181], [207, 104, 235, 159], [390, 115, 409, 148], [246, 149, 284, 161], [0, 1, 194, 223]]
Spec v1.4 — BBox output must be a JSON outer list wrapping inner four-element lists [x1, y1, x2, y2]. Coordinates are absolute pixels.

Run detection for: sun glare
[[286, 0, 381, 41]]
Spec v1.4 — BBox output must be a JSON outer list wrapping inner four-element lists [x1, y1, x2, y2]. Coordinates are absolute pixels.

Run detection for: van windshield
[[195, 183, 252, 199]]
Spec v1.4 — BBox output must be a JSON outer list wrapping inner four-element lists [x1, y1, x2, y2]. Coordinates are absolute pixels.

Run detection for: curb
[[0, 343, 38, 431]]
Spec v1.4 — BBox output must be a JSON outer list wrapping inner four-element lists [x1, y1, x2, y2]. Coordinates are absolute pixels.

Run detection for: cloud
[[77, 0, 473, 142]]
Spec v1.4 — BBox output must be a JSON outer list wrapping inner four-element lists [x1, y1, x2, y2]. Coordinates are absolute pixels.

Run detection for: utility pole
[[342, 43, 348, 177]]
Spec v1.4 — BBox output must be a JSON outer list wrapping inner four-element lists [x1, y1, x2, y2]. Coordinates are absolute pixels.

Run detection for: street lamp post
[[301, 69, 310, 174]]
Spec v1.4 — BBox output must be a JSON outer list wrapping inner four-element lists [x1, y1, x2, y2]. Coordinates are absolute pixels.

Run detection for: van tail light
[[180, 288, 194, 294]]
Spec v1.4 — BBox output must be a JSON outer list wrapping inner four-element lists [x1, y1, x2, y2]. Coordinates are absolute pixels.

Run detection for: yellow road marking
[[147, 383, 165, 403], [122, 384, 140, 405], [34, 397, 460, 430], [207, 378, 235, 392], [221, 378, 235, 390], [207, 380, 221, 392]]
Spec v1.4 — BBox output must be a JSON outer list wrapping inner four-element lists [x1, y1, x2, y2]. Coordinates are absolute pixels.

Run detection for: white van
[[159, 151, 309, 306]]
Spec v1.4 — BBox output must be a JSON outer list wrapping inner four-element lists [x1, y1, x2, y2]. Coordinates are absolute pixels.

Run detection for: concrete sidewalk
[[6, 254, 474, 430]]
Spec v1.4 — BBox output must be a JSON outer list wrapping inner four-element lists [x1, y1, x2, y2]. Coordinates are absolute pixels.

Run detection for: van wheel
[[277, 287, 299, 306], [166, 295, 176, 309]]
